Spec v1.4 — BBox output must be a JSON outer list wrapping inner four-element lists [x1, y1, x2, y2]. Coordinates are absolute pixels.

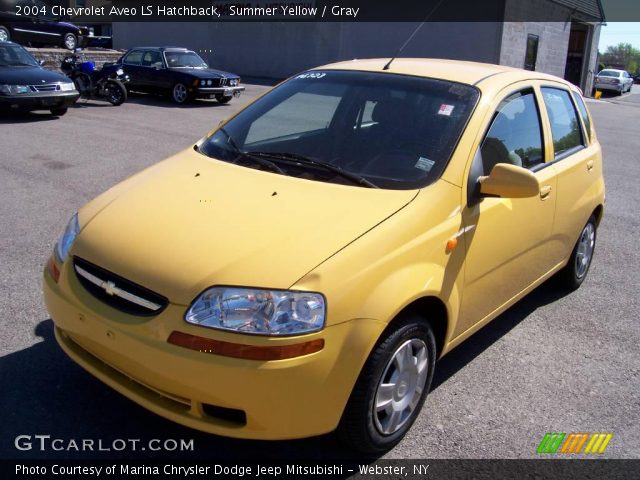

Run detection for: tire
[[338, 314, 436, 454], [104, 80, 127, 106], [215, 94, 232, 104], [50, 107, 68, 116], [63, 33, 77, 51], [556, 215, 597, 291], [0, 26, 10, 42], [171, 83, 190, 104]]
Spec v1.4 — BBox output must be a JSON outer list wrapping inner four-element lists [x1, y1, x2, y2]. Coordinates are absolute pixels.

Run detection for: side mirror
[[479, 163, 540, 198]]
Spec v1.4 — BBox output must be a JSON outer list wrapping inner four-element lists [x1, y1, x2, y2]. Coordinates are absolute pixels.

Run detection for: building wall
[[112, 22, 502, 79]]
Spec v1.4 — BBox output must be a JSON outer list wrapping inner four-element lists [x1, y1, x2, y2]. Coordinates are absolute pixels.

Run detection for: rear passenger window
[[572, 92, 592, 142], [480, 89, 544, 175], [541, 87, 585, 158]]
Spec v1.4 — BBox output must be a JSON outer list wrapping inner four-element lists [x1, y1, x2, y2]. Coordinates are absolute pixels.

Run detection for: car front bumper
[[0, 91, 79, 111], [43, 257, 384, 440], [194, 85, 245, 98]]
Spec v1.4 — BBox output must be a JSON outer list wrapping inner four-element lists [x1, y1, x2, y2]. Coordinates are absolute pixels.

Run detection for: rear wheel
[[556, 215, 597, 291], [339, 315, 436, 454], [0, 26, 10, 42], [50, 107, 68, 116], [104, 81, 127, 106], [63, 33, 77, 51]]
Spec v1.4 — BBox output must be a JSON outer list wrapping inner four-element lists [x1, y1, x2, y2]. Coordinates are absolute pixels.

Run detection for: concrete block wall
[[27, 48, 125, 74]]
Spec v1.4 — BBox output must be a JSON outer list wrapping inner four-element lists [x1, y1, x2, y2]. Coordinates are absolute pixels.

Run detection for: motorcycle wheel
[[104, 81, 127, 106]]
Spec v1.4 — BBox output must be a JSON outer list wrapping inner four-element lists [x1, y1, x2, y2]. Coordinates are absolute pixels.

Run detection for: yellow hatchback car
[[44, 59, 604, 453]]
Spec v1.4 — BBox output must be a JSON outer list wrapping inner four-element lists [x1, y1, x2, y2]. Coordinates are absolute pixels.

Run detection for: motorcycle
[[60, 51, 129, 106]]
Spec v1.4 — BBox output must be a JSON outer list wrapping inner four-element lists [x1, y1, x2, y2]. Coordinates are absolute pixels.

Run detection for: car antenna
[[383, 0, 446, 71]]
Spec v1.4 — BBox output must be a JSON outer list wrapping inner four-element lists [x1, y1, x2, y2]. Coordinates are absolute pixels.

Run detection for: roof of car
[[131, 47, 191, 52], [317, 58, 576, 91]]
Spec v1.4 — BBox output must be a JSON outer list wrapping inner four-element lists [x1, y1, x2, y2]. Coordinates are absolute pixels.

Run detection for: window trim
[[539, 85, 587, 161], [570, 90, 592, 144]]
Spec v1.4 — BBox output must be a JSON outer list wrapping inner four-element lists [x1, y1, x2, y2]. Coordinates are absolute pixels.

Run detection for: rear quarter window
[[572, 92, 592, 142]]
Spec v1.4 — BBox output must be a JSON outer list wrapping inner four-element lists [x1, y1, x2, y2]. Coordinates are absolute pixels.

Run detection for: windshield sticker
[[438, 104, 455, 116], [296, 72, 327, 79], [415, 157, 435, 172]]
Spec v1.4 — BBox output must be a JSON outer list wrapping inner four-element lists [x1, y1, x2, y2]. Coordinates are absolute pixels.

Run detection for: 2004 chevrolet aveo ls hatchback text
[[44, 59, 604, 453]]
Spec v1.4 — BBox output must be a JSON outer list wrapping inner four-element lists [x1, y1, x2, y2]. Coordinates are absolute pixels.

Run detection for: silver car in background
[[594, 69, 634, 95]]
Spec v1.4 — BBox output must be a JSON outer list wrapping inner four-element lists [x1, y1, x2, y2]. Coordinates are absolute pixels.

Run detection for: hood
[[0, 66, 69, 84], [73, 148, 417, 306], [175, 68, 239, 79]]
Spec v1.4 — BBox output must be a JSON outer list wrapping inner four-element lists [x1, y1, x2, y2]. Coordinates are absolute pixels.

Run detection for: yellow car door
[[455, 84, 560, 338], [539, 86, 604, 262]]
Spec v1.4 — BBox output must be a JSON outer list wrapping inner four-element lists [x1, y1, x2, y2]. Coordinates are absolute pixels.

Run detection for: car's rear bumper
[[43, 257, 384, 440], [0, 91, 79, 110], [594, 83, 623, 92]]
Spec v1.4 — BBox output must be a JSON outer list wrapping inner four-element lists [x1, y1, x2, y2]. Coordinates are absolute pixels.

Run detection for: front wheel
[[50, 107, 67, 116], [338, 315, 436, 454], [215, 94, 232, 104], [171, 83, 190, 104], [556, 215, 597, 291], [0, 26, 10, 42], [104, 80, 127, 106], [63, 33, 77, 50]]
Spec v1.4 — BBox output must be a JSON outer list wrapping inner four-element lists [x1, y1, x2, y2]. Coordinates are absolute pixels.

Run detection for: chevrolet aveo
[[44, 59, 604, 453]]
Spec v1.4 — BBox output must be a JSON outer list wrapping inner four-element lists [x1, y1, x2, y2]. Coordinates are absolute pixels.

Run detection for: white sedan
[[594, 69, 634, 94]]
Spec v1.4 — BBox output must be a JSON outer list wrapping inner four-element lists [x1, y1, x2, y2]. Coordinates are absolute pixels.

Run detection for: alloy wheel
[[575, 222, 595, 279]]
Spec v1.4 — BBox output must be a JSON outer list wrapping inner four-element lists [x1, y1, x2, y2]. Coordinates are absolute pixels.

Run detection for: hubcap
[[374, 338, 429, 435], [575, 223, 595, 279], [65, 35, 75, 50], [173, 84, 187, 103], [0, 30, 7, 42]]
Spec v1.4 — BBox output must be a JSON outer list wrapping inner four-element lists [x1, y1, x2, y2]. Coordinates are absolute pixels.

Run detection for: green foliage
[[599, 43, 640, 73]]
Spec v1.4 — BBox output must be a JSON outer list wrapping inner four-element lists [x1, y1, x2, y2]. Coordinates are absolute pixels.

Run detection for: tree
[[599, 43, 640, 73]]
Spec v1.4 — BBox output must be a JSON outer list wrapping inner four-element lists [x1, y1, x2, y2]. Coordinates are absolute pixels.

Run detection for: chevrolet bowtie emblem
[[103, 280, 117, 296]]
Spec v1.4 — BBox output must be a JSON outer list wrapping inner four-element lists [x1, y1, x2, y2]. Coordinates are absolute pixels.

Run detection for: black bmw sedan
[[0, 41, 78, 115], [118, 47, 245, 105]]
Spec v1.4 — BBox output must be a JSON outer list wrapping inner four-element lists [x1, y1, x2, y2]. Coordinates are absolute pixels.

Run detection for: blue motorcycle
[[61, 51, 128, 106]]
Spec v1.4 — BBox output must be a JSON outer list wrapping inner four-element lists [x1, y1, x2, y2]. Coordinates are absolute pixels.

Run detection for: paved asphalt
[[0, 84, 638, 461]]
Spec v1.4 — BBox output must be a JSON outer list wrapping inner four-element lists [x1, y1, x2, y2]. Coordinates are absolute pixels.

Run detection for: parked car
[[594, 68, 634, 94], [0, 40, 78, 115], [117, 47, 245, 105], [44, 59, 604, 454], [634, 74, 640, 84], [0, 0, 89, 50]]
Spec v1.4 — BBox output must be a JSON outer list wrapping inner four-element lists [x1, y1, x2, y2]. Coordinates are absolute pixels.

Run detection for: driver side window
[[480, 89, 544, 175]]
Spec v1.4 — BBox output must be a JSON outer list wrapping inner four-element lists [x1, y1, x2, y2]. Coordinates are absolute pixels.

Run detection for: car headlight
[[116, 68, 124, 76], [185, 287, 326, 336], [0, 84, 31, 94], [59, 82, 76, 91], [54, 213, 80, 263], [230, 78, 238, 86]]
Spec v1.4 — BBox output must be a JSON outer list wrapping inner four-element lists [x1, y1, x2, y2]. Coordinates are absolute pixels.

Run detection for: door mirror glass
[[479, 163, 540, 198]]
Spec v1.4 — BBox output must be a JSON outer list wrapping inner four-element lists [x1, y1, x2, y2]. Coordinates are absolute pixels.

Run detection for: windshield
[[0, 44, 39, 67], [598, 70, 621, 77], [198, 70, 479, 189], [164, 51, 208, 68]]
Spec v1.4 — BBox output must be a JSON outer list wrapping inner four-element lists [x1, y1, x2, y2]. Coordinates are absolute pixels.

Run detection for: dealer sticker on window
[[438, 104, 455, 116], [415, 157, 435, 172]]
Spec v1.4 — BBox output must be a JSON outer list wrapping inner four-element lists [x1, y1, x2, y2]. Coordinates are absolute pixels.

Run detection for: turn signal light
[[47, 255, 61, 283], [167, 331, 324, 360]]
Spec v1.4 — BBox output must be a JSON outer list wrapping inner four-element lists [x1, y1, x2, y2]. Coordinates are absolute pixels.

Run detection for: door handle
[[540, 185, 552, 199], [587, 160, 594, 171]]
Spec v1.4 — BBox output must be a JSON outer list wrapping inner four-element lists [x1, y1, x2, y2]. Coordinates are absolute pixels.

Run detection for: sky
[[599, 22, 640, 51]]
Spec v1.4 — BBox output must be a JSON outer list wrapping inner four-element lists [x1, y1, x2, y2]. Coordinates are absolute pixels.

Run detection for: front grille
[[30, 83, 60, 92], [218, 78, 227, 87], [73, 257, 168, 316]]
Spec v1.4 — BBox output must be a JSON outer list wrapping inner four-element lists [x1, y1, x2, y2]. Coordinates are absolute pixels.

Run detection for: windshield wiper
[[218, 128, 285, 175], [246, 152, 378, 188]]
